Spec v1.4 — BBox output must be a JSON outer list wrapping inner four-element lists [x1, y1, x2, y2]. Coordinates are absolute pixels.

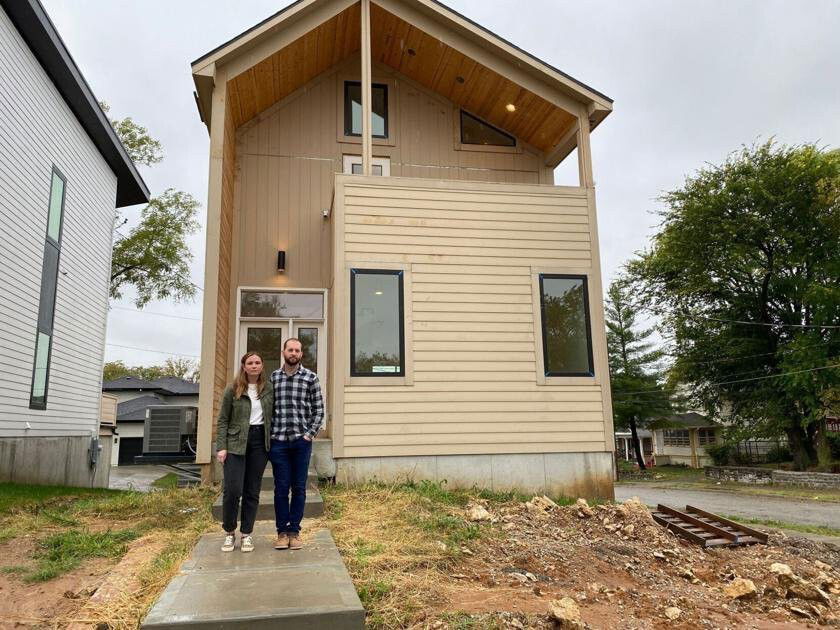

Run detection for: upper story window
[[31, 167, 66, 409], [460, 110, 515, 147], [344, 81, 388, 138], [538, 274, 594, 377]]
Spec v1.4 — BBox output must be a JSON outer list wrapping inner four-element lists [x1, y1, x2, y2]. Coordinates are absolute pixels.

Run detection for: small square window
[[344, 81, 388, 138], [460, 110, 515, 147]]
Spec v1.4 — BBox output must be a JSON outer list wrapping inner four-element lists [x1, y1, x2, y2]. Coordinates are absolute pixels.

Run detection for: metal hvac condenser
[[142, 406, 197, 460]]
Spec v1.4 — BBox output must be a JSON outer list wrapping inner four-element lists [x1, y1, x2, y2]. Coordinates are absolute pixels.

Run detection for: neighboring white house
[[614, 429, 654, 465], [651, 413, 722, 468], [102, 377, 199, 466], [0, 0, 148, 487]]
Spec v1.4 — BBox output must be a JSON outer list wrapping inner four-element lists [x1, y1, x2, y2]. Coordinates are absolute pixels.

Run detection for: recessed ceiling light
[[506, 103, 516, 112], [407, 48, 416, 56], [455, 75, 465, 84], [374, 291, 383, 295]]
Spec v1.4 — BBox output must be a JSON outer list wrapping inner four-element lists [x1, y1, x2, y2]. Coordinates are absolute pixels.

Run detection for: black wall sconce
[[277, 250, 286, 273]]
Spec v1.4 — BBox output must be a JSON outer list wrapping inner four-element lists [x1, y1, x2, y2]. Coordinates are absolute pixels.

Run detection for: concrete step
[[212, 487, 324, 522], [261, 468, 318, 491], [142, 524, 363, 629]]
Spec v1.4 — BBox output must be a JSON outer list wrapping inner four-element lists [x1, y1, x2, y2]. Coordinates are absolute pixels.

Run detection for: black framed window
[[460, 110, 515, 147], [539, 274, 594, 377], [344, 81, 388, 138], [350, 269, 404, 376], [30, 167, 66, 409]]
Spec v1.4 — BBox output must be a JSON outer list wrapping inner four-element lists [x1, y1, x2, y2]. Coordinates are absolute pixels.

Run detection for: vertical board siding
[[0, 8, 117, 436], [340, 179, 607, 458]]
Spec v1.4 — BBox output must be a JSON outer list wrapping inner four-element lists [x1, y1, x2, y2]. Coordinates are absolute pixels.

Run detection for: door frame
[[234, 286, 329, 403]]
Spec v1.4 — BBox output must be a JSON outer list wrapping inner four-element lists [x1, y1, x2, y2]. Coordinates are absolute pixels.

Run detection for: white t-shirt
[[247, 384, 264, 425]]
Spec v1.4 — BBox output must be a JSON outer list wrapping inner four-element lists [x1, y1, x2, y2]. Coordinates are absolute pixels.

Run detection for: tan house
[[191, 0, 615, 497], [652, 413, 722, 468]]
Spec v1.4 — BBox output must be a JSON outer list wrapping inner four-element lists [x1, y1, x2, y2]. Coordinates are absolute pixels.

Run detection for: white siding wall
[[0, 7, 118, 437]]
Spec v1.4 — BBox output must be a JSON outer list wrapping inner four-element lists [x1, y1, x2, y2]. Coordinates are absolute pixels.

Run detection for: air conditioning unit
[[143, 406, 197, 457]]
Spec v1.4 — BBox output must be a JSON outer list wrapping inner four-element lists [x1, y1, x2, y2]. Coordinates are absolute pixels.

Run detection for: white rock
[[548, 597, 583, 629], [723, 578, 758, 600], [467, 504, 491, 522], [664, 607, 682, 620]]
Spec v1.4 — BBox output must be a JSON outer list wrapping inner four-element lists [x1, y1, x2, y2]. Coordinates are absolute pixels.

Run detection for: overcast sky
[[40, 0, 840, 369]]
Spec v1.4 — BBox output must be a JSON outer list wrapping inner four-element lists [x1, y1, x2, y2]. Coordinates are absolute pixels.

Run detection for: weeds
[[24, 528, 140, 582], [151, 473, 179, 489]]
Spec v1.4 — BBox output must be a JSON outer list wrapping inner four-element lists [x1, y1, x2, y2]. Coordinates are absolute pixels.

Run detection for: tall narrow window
[[460, 110, 516, 147], [539, 274, 594, 377], [351, 269, 404, 376], [344, 81, 388, 138], [30, 168, 66, 408]]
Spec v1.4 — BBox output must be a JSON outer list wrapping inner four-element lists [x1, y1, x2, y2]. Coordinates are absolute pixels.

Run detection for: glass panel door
[[239, 323, 289, 377], [296, 327, 319, 376]]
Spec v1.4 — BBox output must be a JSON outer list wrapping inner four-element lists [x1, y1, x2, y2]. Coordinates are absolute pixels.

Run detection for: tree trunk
[[813, 419, 831, 469], [629, 417, 646, 470], [786, 425, 814, 471]]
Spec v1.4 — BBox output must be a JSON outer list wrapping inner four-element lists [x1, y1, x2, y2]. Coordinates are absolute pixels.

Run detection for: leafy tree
[[103, 358, 199, 382], [629, 141, 840, 470], [102, 103, 200, 307], [605, 277, 673, 469]]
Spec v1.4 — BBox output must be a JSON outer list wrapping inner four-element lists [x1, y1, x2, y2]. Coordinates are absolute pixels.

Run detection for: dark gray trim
[[538, 274, 595, 378], [1, 0, 150, 207], [344, 80, 389, 138], [190, 0, 612, 106], [350, 269, 405, 377], [460, 109, 516, 147]]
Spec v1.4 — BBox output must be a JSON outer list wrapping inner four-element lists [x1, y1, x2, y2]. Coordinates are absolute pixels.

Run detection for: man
[[268, 337, 324, 550]]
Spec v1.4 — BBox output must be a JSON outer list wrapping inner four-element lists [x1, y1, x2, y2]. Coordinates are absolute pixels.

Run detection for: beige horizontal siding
[[337, 177, 609, 458]]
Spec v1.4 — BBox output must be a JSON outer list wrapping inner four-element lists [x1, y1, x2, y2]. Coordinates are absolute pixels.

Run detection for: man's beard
[[285, 356, 300, 365]]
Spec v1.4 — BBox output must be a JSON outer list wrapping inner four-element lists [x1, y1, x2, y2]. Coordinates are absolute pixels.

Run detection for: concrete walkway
[[108, 465, 172, 492], [142, 523, 363, 629], [616, 483, 840, 530]]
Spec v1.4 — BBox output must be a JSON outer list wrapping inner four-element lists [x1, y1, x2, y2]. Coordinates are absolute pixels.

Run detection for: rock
[[548, 597, 584, 629], [777, 573, 831, 606], [723, 578, 758, 600], [576, 498, 594, 518], [789, 606, 813, 619], [435, 541, 447, 552], [770, 563, 793, 577], [664, 607, 681, 620], [467, 504, 492, 521], [622, 524, 635, 537], [526, 495, 558, 515], [815, 560, 833, 573], [525, 572, 537, 582], [653, 551, 666, 561], [510, 572, 529, 583]]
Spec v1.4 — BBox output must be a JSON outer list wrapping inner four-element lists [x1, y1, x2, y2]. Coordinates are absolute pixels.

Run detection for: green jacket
[[215, 384, 273, 455]]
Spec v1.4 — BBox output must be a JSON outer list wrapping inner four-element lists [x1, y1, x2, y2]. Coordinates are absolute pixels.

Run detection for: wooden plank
[[685, 506, 768, 544], [651, 512, 709, 547], [657, 505, 738, 542]]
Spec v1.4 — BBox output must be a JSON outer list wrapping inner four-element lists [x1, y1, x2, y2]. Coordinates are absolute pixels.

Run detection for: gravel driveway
[[615, 483, 839, 529]]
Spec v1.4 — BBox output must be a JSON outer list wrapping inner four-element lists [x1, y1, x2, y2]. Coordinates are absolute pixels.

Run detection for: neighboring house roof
[[0, 0, 149, 207], [102, 376, 199, 396], [615, 429, 653, 438], [659, 413, 718, 429], [116, 395, 166, 422]]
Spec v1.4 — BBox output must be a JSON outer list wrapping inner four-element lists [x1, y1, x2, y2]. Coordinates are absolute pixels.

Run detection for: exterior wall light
[[277, 250, 286, 272]]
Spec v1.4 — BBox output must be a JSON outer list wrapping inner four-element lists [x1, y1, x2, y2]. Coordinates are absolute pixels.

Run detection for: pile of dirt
[[435, 496, 839, 628]]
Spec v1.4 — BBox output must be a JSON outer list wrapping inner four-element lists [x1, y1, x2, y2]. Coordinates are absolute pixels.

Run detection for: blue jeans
[[268, 437, 312, 534]]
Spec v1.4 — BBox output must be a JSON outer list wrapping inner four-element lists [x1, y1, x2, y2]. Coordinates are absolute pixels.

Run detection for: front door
[[239, 322, 289, 375]]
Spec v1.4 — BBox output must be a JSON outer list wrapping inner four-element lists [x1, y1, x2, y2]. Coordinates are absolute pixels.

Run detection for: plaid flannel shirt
[[269, 365, 324, 441]]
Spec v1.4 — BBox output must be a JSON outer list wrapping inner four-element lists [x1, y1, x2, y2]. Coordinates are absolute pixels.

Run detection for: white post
[[360, 0, 372, 176]]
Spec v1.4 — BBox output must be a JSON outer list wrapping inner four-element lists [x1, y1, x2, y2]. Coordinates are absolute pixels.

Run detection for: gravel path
[[615, 483, 840, 529]]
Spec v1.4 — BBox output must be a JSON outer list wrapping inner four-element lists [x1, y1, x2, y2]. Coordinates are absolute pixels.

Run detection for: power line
[[694, 315, 840, 330], [106, 342, 200, 359], [110, 305, 202, 322]]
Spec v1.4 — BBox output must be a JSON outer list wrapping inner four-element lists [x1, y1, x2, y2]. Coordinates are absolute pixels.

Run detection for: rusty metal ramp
[[652, 504, 768, 547]]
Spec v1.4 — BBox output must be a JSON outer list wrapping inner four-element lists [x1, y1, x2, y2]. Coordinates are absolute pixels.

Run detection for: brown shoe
[[273, 533, 289, 550], [288, 535, 303, 550]]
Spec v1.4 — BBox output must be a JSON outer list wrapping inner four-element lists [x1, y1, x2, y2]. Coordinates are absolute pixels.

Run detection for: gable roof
[[661, 413, 718, 429], [102, 376, 199, 396], [1, 0, 149, 207], [191, 0, 611, 161], [117, 395, 166, 422]]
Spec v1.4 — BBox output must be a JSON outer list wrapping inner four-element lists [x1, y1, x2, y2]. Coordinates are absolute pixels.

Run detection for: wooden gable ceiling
[[226, 1, 578, 153]]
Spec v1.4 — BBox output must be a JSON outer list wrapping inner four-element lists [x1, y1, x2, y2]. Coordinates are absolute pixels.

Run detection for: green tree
[[629, 141, 840, 470], [605, 277, 673, 469], [103, 358, 199, 383], [102, 103, 200, 307]]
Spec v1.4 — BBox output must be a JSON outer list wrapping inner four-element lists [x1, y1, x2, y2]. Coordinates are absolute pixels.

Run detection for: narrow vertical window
[[539, 274, 594, 377], [350, 269, 404, 376], [344, 81, 388, 138], [30, 167, 65, 409]]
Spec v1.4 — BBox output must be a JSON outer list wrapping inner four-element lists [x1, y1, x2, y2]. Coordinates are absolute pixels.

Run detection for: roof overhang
[[191, 0, 612, 166], [1, 0, 149, 207]]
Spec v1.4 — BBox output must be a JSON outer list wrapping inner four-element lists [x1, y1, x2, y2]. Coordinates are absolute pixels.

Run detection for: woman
[[216, 351, 273, 552]]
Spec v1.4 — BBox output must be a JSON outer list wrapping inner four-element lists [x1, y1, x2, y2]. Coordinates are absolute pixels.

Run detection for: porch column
[[576, 104, 594, 188], [360, 0, 373, 175]]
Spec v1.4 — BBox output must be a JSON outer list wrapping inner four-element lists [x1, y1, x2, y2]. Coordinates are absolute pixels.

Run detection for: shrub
[[705, 443, 732, 466], [765, 444, 792, 463]]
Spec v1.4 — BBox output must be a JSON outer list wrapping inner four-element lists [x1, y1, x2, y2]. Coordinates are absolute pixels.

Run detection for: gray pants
[[222, 425, 268, 534]]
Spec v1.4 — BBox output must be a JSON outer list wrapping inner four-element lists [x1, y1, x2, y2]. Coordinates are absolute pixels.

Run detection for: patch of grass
[[23, 528, 141, 582], [0, 482, 119, 514], [722, 514, 840, 539], [151, 473, 179, 489], [0, 565, 26, 575], [438, 611, 503, 630], [410, 512, 481, 549]]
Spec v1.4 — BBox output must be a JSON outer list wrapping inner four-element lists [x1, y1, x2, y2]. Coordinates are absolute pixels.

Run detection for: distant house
[[0, 0, 148, 486], [102, 377, 199, 465], [652, 413, 722, 468], [614, 429, 654, 465]]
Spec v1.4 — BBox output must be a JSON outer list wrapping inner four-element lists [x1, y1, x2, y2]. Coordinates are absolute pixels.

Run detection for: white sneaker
[[241, 534, 254, 553], [221, 533, 235, 552]]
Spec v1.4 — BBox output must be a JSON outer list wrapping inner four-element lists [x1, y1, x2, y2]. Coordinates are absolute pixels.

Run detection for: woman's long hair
[[233, 351, 266, 398]]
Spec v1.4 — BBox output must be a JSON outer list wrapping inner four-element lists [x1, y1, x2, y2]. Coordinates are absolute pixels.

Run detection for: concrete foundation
[[335, 451, 615, 500], [0, 434, 111, 488]]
